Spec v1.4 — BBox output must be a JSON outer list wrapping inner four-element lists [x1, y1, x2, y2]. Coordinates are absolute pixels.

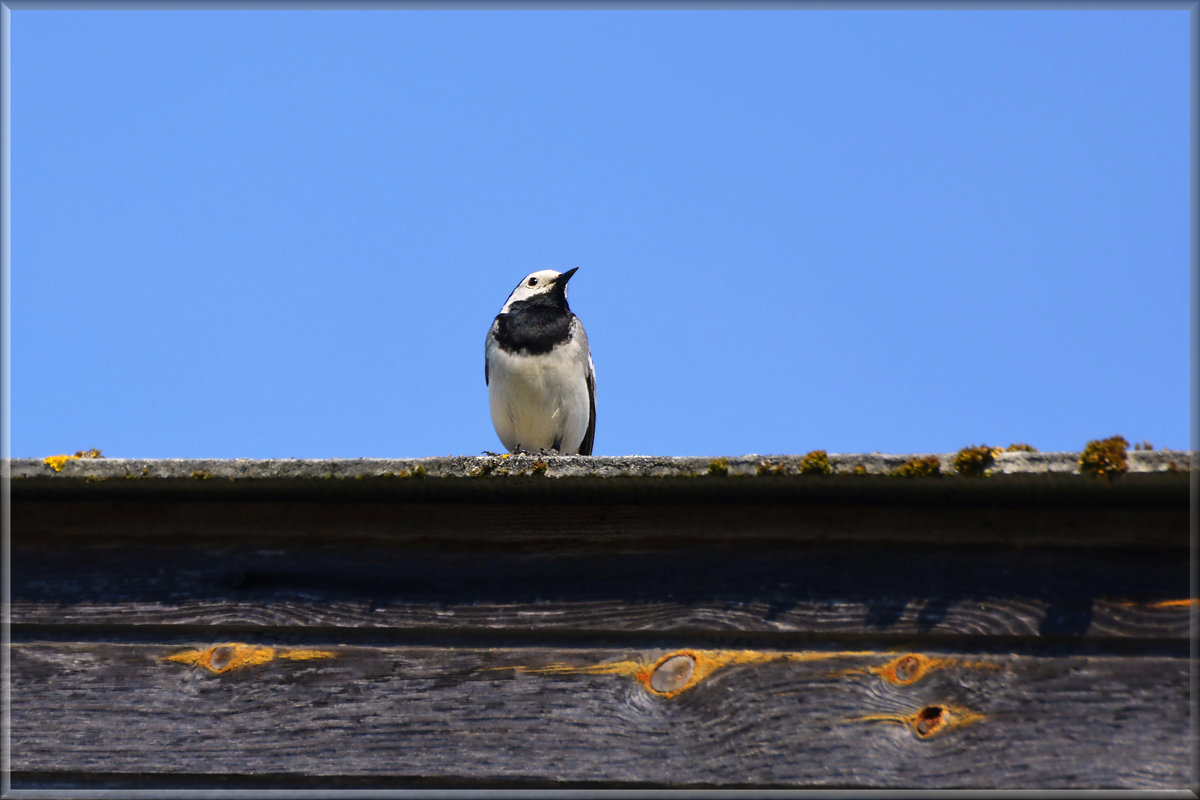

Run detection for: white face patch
[[500, 269, 570, 313]]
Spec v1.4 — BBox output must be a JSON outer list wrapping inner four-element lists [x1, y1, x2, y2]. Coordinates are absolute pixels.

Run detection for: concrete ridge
[[7, 450, 1193, 481]]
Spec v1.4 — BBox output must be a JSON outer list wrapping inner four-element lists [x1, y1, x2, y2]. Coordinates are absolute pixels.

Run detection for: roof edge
[[7, 450, 1194, 481]]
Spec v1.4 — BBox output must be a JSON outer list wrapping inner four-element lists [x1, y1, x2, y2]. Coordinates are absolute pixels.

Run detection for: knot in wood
[[649, 654, 696, 694], [208, 645, 237, 672], [893, 655, 921, 683], [915, 705, 944, 737]]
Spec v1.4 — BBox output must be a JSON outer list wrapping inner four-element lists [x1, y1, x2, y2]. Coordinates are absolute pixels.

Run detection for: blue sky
[[8, 8, 1191, 458]]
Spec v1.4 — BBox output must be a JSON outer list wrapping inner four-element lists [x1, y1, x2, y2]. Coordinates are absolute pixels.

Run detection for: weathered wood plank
[[11, 461, 1190, 790], [12, 596, 1189, 642], [10, 643, 1187, 789], [12, 541, 1189, 640]]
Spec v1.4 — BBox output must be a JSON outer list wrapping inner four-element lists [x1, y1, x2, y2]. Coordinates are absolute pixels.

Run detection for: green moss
[[953, 445, 996, 477], [191, 470, 213, 481], [1006, 443, 1036, 452], [799, 450, 833, 476], [1079, 435, 1129, 478], [892, 456, 941, 478], [756, 461, 786, 476], [707, 457, 729, 477], [411, 464, 427, 479]]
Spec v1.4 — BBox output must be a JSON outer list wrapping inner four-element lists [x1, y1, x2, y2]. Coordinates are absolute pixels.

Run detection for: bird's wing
[[579, 351, 596, 456], [484, 318, 499, 386]]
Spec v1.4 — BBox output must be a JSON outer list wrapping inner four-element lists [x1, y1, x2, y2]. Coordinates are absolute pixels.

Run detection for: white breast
[[486, 318, 592, 454]]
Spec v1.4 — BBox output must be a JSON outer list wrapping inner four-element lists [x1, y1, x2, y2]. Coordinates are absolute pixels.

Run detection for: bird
[[485, 268, 596, 455]]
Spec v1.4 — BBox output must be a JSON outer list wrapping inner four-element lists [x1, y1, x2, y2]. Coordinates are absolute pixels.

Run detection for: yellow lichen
[[953, 444, 999, 476], [470, 459, 504, 478], [1080, 435, 1129, 478], [44, 455, 71, 471], [892, 455, 941, 477], [707, 457, 729, 477], [799, 450, 833, 476], [45, 449, 104, 471]]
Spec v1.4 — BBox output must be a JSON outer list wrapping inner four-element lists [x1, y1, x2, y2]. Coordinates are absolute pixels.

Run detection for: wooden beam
[[11, 643, 1188, 789]]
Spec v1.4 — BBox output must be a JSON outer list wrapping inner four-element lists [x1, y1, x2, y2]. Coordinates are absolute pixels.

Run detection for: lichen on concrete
[[7, 450, 1193, 482]]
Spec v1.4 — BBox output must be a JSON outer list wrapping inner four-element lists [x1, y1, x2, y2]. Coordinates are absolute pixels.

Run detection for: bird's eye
[[528, 277, 538, 286]]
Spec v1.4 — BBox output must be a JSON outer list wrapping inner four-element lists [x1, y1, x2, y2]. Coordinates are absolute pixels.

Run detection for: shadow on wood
[[8, 459, 1193, 790]]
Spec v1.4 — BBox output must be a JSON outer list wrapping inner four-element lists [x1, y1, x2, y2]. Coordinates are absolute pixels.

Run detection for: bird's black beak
[[556, 267, 579, 285]]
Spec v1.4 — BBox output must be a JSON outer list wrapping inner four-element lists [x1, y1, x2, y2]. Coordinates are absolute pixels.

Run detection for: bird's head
[[500, 268, 578, 314]]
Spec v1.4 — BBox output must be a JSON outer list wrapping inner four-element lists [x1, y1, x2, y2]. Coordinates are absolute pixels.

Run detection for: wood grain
[[10, 643, 1188, 789], [11, 466, 1188, 790], [12, 540, 1189, 640]]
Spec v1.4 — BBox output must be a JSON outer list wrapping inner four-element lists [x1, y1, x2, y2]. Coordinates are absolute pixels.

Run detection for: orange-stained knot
[[632, 650, 794, 698], [850, 703, 985, 739], [508, 648, 878, 699], [874, 653, 929, 685], [835, 653, 1000, 686], [1109, 598, 1198, 609], [164, 643, 336, 674]]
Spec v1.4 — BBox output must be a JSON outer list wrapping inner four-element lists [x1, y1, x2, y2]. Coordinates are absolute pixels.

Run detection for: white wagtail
[[485, 268, 596, 455]]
